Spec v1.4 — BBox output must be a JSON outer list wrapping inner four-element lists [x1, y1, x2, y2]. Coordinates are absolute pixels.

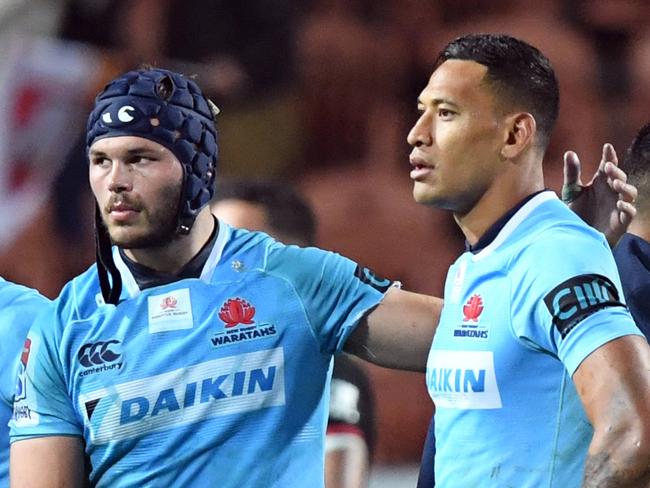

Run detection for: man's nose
[[107, 162, 133, 193], [407, 114, 433, 147]]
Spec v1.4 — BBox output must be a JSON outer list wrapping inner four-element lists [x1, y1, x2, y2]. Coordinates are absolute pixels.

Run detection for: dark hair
[[622, 123, 650, 213], [436, 33, 559, 149], [214, 179, 317, 246]]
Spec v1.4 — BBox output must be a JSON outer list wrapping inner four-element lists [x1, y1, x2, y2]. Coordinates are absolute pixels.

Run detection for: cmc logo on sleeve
[[353, 265, 392, 293], [427, 350, 502, 410], [543, 274, 624, 338], [79, 348, 286, 444]]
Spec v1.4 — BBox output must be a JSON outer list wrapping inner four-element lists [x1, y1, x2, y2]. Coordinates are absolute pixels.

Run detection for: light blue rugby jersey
[[0, 278, 50, 487], [427, 191, 642, 488], [10, 224, 390, 487]]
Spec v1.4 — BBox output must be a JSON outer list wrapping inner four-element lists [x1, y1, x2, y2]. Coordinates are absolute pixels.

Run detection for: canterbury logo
[[102, 105, 136, 124], [78, 340, 121, 368]]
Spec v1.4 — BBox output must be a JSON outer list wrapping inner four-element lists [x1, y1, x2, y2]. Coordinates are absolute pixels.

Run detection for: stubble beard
[[105, 182, 182, 250]]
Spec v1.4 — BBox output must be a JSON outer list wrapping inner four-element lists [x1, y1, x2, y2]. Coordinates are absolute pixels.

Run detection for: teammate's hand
[[562, 143, 637, 247]]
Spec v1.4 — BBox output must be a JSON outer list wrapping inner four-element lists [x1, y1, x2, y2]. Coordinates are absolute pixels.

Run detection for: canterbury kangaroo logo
[[78, 340, 121, 368]]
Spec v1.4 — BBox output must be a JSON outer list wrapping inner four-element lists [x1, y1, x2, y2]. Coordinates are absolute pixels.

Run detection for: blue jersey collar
[[467, 190, 549, 254]]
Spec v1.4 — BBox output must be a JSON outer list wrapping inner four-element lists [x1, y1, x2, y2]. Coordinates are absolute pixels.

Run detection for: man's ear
[[500, 112, 536, 159]]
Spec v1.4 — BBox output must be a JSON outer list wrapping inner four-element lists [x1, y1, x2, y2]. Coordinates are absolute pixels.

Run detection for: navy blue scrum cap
[[86, 67, 219, 234], [86, 68, 219, 305]]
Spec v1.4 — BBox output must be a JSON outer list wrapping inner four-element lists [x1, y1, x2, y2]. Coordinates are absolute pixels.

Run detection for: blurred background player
[[614, 122, 650, 340], [212, 179, 376, 488], [0, 279, 49, 487]]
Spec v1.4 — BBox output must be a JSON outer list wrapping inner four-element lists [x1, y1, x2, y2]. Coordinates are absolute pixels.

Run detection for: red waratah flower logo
[[219, 298, 256, 328], [462, 294, 484, 322], [161, 296, 178, 310]]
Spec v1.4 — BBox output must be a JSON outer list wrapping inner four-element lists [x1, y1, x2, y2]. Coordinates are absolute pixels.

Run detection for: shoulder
[[54, 263, 104, 325], [224, 225, 358, 280], [0, 278, 50, 335], [0, 278, 49, 311], [0, 278, 48, 305], [219, 225, 292, 275], [513, 218, 619, 305], [512, 198, 611, 269]]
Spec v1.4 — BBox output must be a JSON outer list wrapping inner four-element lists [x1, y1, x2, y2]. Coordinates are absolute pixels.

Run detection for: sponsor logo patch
[[148, 288, 194, 333], [77, 340, 123, 377], [14, 338, 31, 402], [427, 350, 502, 409], [79, 348, 286, 444], [543, 274, 624, 338], [13, 337, 39, 426]]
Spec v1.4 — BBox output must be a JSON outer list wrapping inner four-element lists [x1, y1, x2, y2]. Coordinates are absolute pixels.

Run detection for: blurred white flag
[[0, 35, 98, 249]]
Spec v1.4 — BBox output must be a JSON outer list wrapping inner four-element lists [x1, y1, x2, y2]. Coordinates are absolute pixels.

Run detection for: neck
[[455, 157, 544, 246], [123, 208, 216, 274], [628, 216, 650, 242]]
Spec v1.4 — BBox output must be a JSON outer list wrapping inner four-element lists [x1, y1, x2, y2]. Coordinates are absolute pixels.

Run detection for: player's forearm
[[581, 431, 650, 487]]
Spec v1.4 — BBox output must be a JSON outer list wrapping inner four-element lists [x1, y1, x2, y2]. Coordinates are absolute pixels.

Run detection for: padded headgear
[[87, 68, 218, 233], [87, 68, 219, 305]]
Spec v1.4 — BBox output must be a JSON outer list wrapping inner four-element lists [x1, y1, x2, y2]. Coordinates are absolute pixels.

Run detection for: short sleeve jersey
[[427, 192, 642, 488], [10, 224, 390, 488], [0, 279, 50, 487]]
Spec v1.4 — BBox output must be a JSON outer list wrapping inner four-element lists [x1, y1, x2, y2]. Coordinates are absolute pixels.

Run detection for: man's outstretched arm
[[345, 288, 442, 372]]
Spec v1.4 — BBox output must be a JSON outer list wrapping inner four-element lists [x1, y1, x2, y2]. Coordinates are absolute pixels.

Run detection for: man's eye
[[438, 109, 454, 118], [132, 156, 155, 164]]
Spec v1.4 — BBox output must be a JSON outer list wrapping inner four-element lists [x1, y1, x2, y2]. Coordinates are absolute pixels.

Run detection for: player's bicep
[[572, 334, 650, 446], [10, 436, 86, 488], [345, 288, 442, 372]]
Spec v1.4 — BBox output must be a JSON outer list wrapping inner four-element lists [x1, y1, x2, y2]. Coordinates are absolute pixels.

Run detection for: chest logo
[[147, 288, 194, 333], [77, 340, 123, 377], [219, 298, 255, 328], [427, 350, 502, 409], [462, 294, 484, 322], [453, 294, 489, 340], [161, 296, 178, 310], [211, 297, 276, 348]]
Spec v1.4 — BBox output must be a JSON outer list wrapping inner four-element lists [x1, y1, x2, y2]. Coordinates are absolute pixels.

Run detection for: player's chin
[[107, 226, 149, 249], [412, 182, 440, 206]]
